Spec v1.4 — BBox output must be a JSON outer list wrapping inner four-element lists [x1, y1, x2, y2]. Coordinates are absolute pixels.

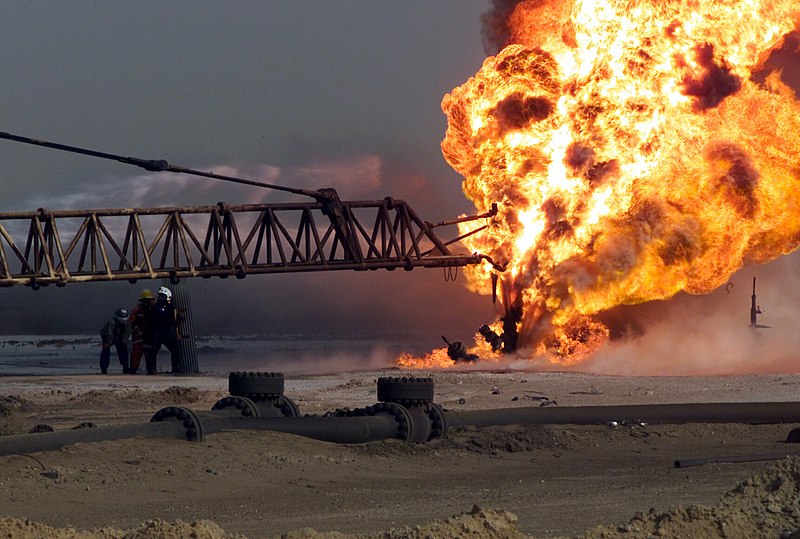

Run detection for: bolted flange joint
[[151, 406, 204, 442], [364, 402, 414, 442], [250, 394, 301, 418], [276, 395, 301, 418], [374, 377, 446, 442], [426, 402, 447, 440], [212, 396, 260, 417]]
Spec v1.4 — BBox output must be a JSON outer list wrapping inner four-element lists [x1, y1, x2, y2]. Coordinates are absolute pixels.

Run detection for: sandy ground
[[2, 369, 800, 538]]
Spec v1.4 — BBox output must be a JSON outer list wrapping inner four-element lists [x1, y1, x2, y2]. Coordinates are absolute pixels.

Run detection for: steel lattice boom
[[0, 199, 489, 289]]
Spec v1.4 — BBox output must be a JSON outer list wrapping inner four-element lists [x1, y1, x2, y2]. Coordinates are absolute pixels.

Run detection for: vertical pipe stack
[[164, 278, 199, 373]]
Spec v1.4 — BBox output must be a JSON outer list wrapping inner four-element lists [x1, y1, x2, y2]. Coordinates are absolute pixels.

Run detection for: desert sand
[[2, 369, 800, 538]]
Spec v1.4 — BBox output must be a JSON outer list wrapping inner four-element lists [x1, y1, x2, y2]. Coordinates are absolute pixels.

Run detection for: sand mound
[[5, 457, 800, 538], [0, 517, 243, 538], [0, 507, 522, 539], [276, 506, 527, 538], [66, 386, 205, 406], [578, 456, 800, 538]]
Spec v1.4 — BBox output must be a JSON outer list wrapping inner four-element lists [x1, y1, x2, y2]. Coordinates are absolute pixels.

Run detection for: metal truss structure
[[0, 199, 490, 289], [0, 131, 500, 290]]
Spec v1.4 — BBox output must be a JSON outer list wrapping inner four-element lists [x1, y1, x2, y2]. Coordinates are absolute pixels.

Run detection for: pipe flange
[[228, 371, 285, 399], [377, 376, 434, 405], [151, 406, 204, 442], [276, 395, 300, 418], [212, 395, 260, 417], [376, 402, 413, 442], [426, 402, 447, 441]]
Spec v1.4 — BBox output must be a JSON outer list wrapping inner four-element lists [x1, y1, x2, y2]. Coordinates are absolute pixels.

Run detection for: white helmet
[[158, 286, 172, 301]]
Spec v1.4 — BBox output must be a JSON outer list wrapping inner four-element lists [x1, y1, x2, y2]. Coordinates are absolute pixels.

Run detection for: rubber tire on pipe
[[377, 376, 434, 404], [228, 371, 285, 398]]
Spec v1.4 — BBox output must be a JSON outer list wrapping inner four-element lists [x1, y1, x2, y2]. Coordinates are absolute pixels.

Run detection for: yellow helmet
[[139, 288, 155, 300]]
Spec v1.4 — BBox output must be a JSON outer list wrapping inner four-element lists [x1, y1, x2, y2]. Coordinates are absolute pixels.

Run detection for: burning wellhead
[[401, 0, 800, 369]]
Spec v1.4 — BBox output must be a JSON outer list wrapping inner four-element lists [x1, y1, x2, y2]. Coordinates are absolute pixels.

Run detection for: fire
[[431, 0, 800, 365], [396, 349, 461, 369], [395, 335, 501, 370]]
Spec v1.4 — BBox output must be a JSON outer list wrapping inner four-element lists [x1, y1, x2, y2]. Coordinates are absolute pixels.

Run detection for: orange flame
[[395, 337, 502, 370], [435, 0, 800, 364], [396, 349, 458, 369]]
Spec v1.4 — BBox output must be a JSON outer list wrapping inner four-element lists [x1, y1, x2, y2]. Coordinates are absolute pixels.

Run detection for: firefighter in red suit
[[128, 288, 154, 374]]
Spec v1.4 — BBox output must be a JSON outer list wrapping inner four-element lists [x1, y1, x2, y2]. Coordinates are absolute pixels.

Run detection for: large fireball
[[441, 0, 800, 363]]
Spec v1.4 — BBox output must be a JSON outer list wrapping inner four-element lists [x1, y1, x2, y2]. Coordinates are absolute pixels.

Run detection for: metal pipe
[[6, 400, 799, 458], [0, 411, 401, 457], [0, 201, 411, 218], [0, 131, 320, 200], [202, 414, 401, 444], [444, 402, 800, 428], [427, 203, 497, 228], [0, 421, 186, 457]]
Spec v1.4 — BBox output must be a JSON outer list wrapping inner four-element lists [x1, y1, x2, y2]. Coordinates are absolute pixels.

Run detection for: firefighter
[[145, 286, 182, 374], [99, 308, 131, 374], [127, 288, 155, 374]]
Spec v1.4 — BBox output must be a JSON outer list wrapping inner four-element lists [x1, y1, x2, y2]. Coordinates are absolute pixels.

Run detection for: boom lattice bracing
[[0, 200, 487, 289]]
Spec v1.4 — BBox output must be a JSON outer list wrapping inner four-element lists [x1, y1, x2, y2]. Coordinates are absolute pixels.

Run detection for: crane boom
[[0, 200, 494, 289], [0, 131, 501, 289]]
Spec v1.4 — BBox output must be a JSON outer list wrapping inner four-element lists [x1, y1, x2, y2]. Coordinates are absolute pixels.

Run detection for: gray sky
[[0, 1, 496, 342], [1, 1, 798, 363]]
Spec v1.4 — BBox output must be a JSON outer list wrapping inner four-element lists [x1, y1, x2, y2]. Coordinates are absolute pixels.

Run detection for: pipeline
[[211, 414, 402, 444], [0, 375, 427, 456], [2, 375, 800, 458], [0, 406, 408, 456], [0, 420, 187, 457], [444, 402, 800, 428]]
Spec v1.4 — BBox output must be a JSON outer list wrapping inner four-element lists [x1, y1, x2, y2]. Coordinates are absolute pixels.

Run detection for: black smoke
[[481, 0, 524, 55], [681, 43, 742, 111]]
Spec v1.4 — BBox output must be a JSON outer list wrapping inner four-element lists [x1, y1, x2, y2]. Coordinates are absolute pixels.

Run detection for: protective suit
[[100, 309, 131, 374]]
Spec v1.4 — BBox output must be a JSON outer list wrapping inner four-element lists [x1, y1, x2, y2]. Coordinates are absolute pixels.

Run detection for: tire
[[228, 371, 285, 398], [377, 376, 434, 403]]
